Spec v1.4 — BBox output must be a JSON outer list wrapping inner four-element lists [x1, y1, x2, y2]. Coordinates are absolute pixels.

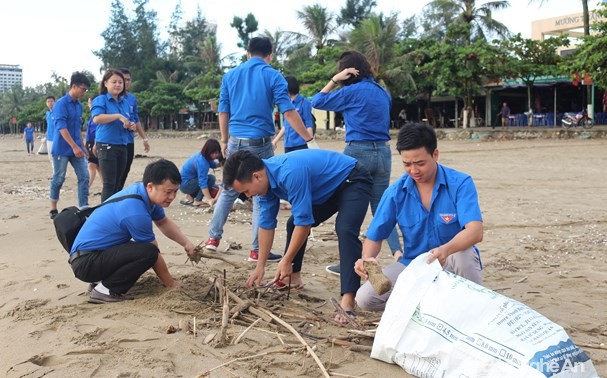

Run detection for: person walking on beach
[[202, 36, 315, 262], [49, 72, 91, 219], [23, 122, 35, 155]]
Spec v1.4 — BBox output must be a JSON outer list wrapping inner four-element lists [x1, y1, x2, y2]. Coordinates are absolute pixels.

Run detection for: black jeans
[[118, 143, 135, 191], [70, 242, 159, 295], [284, 164, 372, 295], [97, 143, 127, 202], [284, 144, 307, 153]]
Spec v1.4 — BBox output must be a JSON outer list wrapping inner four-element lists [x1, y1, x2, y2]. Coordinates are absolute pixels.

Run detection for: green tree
[[338, 0, 377, 28], [95, 0, 137, 71], [231, 13, 259, 50], [297, 4, 336, 54], [425, 0, 511, 44], [498, 34, 569, 113]]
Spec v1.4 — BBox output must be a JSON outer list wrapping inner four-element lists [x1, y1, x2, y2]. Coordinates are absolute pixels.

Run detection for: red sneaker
[[248, 250, 282, 262], [204, 238, 219, 251]]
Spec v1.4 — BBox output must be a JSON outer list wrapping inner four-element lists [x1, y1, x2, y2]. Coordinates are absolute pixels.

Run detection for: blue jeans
[[208, 139, 274, 251], [180, 175, 217, 201], [50, 154, 90, 208], [344, 141, 402, 254]]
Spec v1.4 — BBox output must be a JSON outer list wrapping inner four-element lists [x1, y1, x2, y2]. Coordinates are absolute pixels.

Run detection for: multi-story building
[[0, 64, 23, 93]]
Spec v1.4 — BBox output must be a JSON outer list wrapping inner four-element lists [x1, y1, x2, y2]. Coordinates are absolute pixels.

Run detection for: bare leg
[[88, 163, 97, 188]]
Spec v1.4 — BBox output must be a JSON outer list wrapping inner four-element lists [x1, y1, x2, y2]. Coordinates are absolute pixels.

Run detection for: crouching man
[[70, 159, 197, 303], [224, 149, 372, 323], [355, 123, 483, 311]]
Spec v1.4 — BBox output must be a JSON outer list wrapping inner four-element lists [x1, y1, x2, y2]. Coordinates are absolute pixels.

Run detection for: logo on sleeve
[[440, 213, 456, 223]]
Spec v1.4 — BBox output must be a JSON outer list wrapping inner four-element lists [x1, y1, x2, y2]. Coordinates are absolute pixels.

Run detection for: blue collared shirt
[[219, 57, 295, 139], [71, 182, 164, 254], [366, 164, 483, 265], [46, 109, 55, 141], [258, 150, 356, 229], [284, 94, 313, 148], [180, 153, 218, 189], [50, 93, 84, 156], [311, 77, 391, 142], [91, 93, 131, 145], [124, 92, 140, 144], [24, 126, 35, 141]]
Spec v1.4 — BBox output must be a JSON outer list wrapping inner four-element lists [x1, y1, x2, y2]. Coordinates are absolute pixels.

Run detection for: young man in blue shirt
[[223, 149, 372, 322], [355, 123, 484, 311], [204, 36, 315, 262], [49, 72, 91, 219], [70, 159, 197, 304]]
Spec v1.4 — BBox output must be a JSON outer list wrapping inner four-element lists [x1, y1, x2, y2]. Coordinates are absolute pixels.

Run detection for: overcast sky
[[0, 0, 590, 88]]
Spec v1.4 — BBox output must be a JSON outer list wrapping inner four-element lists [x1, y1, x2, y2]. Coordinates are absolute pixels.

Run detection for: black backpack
[[53, 194, 143, 253]]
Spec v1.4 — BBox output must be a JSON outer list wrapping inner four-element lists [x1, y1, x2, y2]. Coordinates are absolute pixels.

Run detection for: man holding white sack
[[355, 123, 483, 311]]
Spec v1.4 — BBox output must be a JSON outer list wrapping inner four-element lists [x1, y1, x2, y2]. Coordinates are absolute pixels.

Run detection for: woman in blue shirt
[[92, 69, 136, 202], [179, 138, 222, 207], [312, 51, 403, 270]]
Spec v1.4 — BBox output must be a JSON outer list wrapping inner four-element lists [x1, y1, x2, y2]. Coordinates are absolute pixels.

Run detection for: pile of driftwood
[[166, 265, 380, 378]]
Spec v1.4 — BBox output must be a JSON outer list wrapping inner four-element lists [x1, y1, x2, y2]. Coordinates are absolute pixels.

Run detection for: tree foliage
[[338, 0, 377, 28]]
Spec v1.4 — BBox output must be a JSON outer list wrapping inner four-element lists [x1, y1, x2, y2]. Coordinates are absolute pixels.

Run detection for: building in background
[[0, 64, 23, 93]]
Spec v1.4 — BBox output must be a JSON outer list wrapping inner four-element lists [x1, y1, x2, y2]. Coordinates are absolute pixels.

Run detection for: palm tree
[[261, 29, 300, 65], [529, 0, 590, 36], [296, 4, 336, 53], [425, 0, 511, 44]]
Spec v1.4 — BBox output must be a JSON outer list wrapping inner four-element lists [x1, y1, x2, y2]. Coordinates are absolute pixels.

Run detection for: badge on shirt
[[440, 213, 456, 223]]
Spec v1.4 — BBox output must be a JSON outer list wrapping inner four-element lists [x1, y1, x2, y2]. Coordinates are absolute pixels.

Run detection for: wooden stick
[[346, 329, 376, 338], [226, 288, 273, 322], [260, 308, 330, 378], [198, 347, 304, 376], [233, 318, 261, 345]]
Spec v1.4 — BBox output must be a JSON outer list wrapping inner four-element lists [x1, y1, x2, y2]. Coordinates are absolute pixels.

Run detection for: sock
[[94, 282, 110, 295]]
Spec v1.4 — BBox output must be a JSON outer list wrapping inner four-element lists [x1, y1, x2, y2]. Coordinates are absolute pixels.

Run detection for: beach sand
[[0, 132, 605, 377]]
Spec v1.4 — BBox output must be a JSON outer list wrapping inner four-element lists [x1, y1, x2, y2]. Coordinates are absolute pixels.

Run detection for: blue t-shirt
[[71, 182, 165, 254], [24, 127, 35, 141], [258, 149, 356, 229], [180, 153, 218, 189], [50, 93, 84, 156], [91, 93, 132, 145], [284, 94, 313, 148], [46, 109, 55, 142], [124, 92, 140, 144], [219, 57, 295, 139], [366, 164, 483, 265], [85, 119, 98, 143], [311, 78, 391, 142]]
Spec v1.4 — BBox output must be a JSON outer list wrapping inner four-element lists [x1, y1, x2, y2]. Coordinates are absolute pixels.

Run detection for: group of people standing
[[47, 68, 150, 219], [64, 37, 485, 320]]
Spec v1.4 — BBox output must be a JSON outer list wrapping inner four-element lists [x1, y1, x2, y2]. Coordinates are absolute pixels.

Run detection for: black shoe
[[88, 288, 134, 304], [49, 209, 58, 220], [325, 264, 340, 276]]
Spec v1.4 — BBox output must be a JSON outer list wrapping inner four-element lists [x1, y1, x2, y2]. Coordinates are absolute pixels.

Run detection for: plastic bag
[[372, 253, 598, 378]]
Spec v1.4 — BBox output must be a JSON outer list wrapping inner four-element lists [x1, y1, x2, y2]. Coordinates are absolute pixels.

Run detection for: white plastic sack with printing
[[371, 253, 598, 378]]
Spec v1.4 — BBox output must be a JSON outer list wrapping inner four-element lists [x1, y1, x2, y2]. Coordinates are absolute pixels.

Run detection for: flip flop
[[334, 310, 357, 325], [180, 199, 194, 206]]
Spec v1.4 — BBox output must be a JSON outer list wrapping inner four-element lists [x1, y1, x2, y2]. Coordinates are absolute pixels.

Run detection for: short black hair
[[396, 123, 437, 155], [223, 150, 264, 189], [248, 37, 272, 57], [119, 67, 131, 75], [46, 95, 55, 101], [143, 159, 181, 186], [285, 76, 300, 95], [337, 51, 374, 86], [70, 72, 91, 88]]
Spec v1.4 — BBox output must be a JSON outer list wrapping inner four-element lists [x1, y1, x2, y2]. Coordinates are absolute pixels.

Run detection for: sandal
[[179, 199, 194, 206], [334, 310, 357, 325], [275, 280, 305, 291]]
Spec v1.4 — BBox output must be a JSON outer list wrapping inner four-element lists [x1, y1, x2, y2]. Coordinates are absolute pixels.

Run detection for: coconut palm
[[296, 4, 337, 52], [425, 0, 511, 43]]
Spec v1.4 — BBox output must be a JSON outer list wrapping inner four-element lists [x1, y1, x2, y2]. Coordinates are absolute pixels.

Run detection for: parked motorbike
[[561, 110, 593, 129]]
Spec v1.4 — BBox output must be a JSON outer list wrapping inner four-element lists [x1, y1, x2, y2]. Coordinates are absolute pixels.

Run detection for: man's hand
[[426, 247, 448, 266], [220, 140, 228, 159], [275, 259, 293, 282], [72, 145, 85, 158], [354, 257, 378, 280], [184, 242, 196, 260], [143, 139, 150, 153], [247, 266, 265, 289]]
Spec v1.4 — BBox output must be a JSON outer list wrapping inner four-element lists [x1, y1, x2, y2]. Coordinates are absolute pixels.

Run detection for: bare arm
[[247, 227, 276, 288], [272, 127, 285, 150], [135, 121, 150, 152], [354, 238, 383, 279], [154, 217, 196, 258]]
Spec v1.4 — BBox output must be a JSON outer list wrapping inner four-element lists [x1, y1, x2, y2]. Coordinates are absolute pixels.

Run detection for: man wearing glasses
[[49, 72, 91, 219]]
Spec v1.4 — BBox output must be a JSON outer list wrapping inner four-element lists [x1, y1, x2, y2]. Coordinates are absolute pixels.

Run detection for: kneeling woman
[[180, 138, 222, 207]]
